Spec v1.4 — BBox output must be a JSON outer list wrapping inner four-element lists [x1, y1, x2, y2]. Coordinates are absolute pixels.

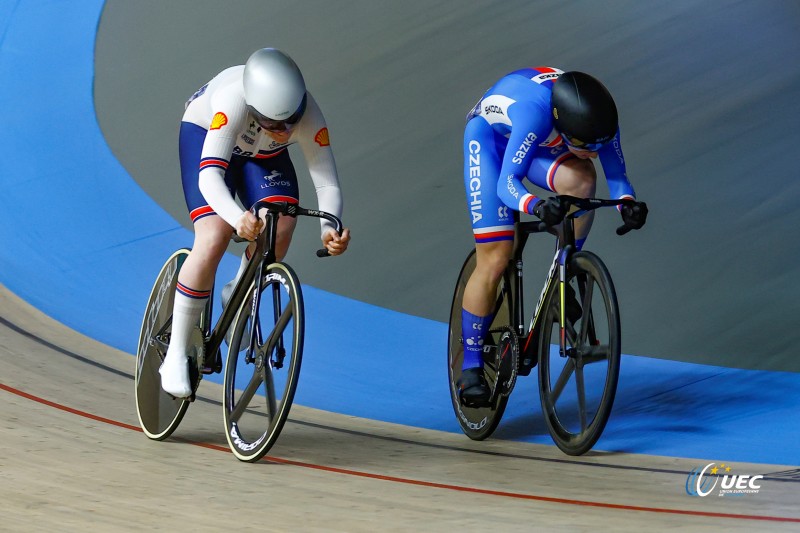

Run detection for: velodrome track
[[1, 1, 799, 530], [3, 288, 799, 530]]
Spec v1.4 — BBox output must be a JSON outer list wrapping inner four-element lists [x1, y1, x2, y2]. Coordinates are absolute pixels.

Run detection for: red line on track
[[2, 381, 798, 524]]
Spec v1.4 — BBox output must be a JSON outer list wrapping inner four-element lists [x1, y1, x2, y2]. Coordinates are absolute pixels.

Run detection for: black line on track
[[2, 314, 797, 483], [0, 315, 130, 379]]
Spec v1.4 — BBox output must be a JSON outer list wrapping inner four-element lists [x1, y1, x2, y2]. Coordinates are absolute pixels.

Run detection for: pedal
[[517, 325, 541, 376], [517, 355, 536, 376], [202, 348, 222, 374], [272, 347, 286, 369], [492, 326, 519, 398], [153, 333, 170, 360]]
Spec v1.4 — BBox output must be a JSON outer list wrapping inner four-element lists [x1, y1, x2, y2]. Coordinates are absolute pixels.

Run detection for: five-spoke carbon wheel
[[538, 251, 621, 455], [223, 263, 304, 462]]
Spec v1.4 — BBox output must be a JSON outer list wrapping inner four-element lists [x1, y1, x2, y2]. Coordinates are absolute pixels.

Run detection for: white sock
[[166, 282, 209, 358], [160, 282, 209, 397]]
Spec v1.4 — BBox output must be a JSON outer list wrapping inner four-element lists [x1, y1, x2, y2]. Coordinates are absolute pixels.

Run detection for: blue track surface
[[1, 0, 797, 466]]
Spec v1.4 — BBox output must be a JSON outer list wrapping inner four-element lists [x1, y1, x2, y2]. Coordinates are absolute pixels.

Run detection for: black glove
[[620, 201, 648, 230], [533, 197, 566, 226]]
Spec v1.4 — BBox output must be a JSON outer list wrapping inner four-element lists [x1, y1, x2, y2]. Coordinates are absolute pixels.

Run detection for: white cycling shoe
[[159, 350, 192, 398]]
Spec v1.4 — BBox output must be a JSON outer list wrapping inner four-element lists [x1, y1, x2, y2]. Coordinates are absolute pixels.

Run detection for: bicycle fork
[[244, 260, 266, 365], [244, 265, 288, 369], [557, 247, 571, 357], [270, 281, 286, 369], [520, 245, 573, 359]]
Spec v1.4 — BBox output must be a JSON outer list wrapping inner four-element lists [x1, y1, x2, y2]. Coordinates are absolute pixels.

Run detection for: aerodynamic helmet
[[243, 48, 307, 131], [551, 71, 618, 151]]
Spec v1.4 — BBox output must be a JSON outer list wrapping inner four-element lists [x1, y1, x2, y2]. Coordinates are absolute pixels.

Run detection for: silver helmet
[[243, 48, 306, 121]]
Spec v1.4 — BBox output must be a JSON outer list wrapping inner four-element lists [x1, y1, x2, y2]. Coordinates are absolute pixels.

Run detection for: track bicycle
[[448, 195, 637, 455], [135, 200, 342, 462]]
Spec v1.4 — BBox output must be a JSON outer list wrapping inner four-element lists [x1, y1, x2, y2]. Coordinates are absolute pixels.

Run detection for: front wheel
[[447, 250, 513, 440], [223, 262, 304, 462], [538, 251, 621, 455]]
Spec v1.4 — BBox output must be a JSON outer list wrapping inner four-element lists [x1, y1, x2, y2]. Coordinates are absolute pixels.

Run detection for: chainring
[[493, 326, 519, 398]]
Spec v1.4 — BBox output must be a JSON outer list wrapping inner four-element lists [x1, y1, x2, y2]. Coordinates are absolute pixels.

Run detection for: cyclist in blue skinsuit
[[458, 67, 648, 407]]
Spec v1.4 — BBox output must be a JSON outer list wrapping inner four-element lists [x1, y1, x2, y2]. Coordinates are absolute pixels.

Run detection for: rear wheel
[[538, 251, 620, 455], [135, 249, 193, 440], [223, 262, 304, 462], [447, 250, 513, 440]]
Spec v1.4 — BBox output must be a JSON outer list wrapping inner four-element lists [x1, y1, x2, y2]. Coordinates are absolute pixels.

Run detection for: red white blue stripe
[[474, 225, 515, 243], [189, 205, 215, 222], [519, 193, 538, 215], [255, 148, 287, 159], [546, 152, 574, 192], [176, 282, 210, 300], [199, 157, 229, 171], [258, 194, 298, 205]]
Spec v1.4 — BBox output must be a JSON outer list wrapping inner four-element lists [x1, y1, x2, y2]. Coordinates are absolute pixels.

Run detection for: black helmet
[[551, 71, 618, 150]]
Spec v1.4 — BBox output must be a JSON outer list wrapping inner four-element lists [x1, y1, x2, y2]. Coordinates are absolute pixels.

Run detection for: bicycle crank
[[492, 326, 519, 399]]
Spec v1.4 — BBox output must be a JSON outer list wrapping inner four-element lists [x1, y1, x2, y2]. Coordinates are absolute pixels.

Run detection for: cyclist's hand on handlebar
[[322, 227, 351, 256], [533, 197, 566, 226], [620, 201, 648, 231], [235, 211, 264, 241]]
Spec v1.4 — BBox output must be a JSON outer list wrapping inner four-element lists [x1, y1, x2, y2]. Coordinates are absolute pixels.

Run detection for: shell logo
[[314, 127, 330, 147], [210, 112, 228, 130]]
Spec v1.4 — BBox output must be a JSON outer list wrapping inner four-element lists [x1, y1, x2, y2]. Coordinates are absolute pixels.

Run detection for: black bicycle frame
[[203, 200, 343, 361], [509, 218, 571, 360], [203, 212, 276, 360], [507, 197, 630, 360]]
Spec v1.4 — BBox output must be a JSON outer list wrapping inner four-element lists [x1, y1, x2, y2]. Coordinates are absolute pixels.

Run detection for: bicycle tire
[[135, 248, 192, 440], [537, 251, 621, 455], [223, 262, 304, 462], [447, 250, 513, 440]]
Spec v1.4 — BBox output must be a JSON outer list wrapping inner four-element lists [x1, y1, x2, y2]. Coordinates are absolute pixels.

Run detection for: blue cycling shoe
[[457, 367, 492, 408]]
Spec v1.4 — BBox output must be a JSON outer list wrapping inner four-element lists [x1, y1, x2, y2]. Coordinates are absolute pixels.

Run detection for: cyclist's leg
[[527, 144, 597, 248], [161, 216, 231, 396], [554, 157, 596, 246], [527, 145, 596, 319], [459, 118, 515, 403], [462, 240, 512, 332], [160, 123, 236, 397], [461, 240, 512, 388]]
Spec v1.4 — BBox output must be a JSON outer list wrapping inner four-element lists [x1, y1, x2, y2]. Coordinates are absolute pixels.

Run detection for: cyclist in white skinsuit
[[160, 48, 351, 398]]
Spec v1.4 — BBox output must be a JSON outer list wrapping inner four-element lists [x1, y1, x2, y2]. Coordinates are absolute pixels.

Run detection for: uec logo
[[685, 463, 763, 497]]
